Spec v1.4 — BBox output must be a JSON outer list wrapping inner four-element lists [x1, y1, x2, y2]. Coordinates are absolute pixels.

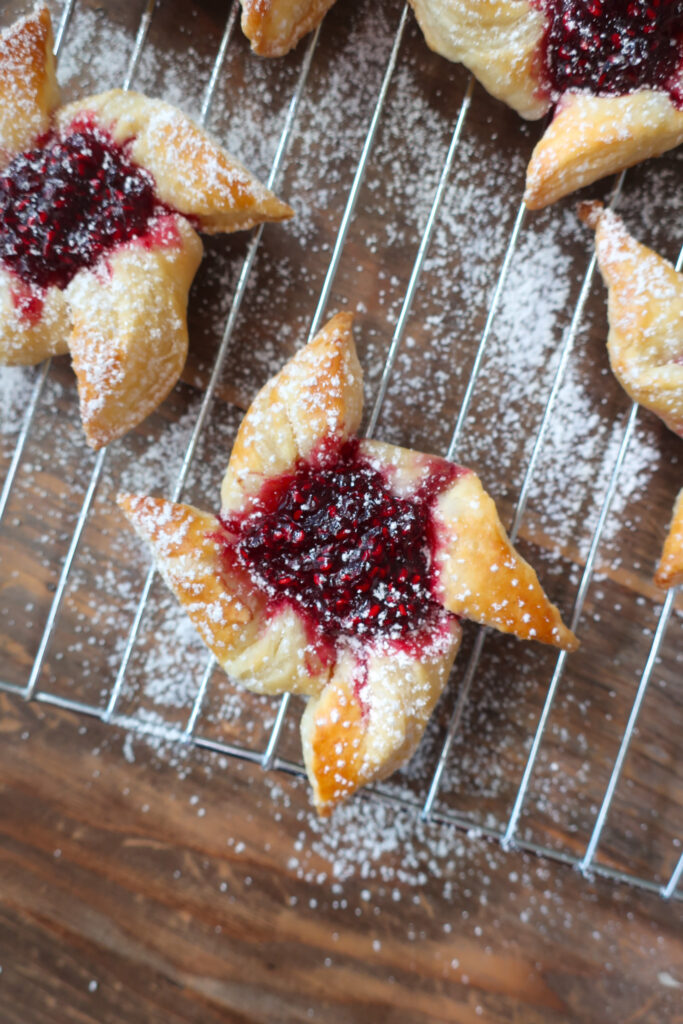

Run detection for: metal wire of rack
[[0, 0, 681, 902]]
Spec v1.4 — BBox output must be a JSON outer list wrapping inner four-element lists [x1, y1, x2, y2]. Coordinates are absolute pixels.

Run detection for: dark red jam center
[[538, 0, 683, 101], [218, 440, 461, 655], [0, 125, 162, 290]]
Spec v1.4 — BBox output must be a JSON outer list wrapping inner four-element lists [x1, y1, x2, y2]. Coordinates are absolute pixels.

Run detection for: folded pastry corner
[[0, 3, 59, 167], [55, 90, 294, 231], [525, 91, 683, 210], [654, 489, 683, 590], [579, 201, 683, 439], [301, 629, 462, 814], [67, 216, 203, 449], [117, 493, 264, 668], [435, 471, 578, 651], [240, 0, 337, 57], [220, 310, 363, 513]]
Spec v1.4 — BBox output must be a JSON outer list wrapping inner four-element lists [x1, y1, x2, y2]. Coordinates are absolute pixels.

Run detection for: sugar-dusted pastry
[[240, 0, 337, 56], [579, 201, 683, 439], [655, 489, 683, 589], [0, 6, 292, 449], [409, 0, 683, 208], [119, 312, 577, 813]]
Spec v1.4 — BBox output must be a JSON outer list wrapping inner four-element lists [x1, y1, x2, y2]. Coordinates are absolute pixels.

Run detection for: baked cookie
[[119, 312, 577, 813], [409, 0, 683, 208], [579, 201, 683, 439], [655, 489, 683, 589], [0, 6, 292, 449], [240, 0, 337, 56]]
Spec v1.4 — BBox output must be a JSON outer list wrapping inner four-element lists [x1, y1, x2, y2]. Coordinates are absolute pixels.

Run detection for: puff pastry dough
[[240, 0, 337, 57], [655, 489, 683, 590], [579, 202, 683, 439], [409, 0, 683, 208], [119, 312, 577, 813], [0, 6, 292, 449]]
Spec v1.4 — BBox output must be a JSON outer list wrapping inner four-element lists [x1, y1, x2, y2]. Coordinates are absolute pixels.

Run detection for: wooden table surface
[[1, 0, 682, 1020], [1, 693, 682, 1024]]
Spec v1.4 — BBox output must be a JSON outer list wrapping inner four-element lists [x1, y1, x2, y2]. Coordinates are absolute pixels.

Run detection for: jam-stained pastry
[[409, 0, 683, 208], [0, 6, 292, 449], [118, 312, 577, 813], [579, 201, 683, 439], [240, 0, 337, 56], [655, 489, 683, 589]]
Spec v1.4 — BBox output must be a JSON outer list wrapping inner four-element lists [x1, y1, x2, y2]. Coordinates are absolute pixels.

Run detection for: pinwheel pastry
[[655, 489, 683, 589], [579, 201, 683, 439], [0, 6, 292, 449], [119, 312, 577, 813], [409, 0, 683, 208], [240, 0, 337, 56]]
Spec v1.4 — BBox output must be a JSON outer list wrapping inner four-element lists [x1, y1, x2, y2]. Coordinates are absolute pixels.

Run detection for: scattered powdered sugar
[[1, 0, 682, 890], [0, 364, 37, 434]]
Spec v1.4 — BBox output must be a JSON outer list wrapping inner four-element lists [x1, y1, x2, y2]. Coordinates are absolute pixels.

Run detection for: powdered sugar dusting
[[0, 0, 681, 890]]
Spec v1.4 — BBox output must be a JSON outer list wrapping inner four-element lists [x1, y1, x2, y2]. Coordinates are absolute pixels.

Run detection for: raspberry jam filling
[[218, 440, 462, 656], [0, 124, 162, 291], [538, 0, 683, 102]]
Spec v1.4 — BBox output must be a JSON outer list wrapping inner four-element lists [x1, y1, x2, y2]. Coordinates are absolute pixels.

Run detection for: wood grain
[[1, 694, 682, 1024], [0, 0, 683, 1018]]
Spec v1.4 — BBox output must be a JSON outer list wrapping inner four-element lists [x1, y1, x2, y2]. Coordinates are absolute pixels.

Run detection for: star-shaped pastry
[[0, 6, 292, 448], [409, 0, 683, 208], [240, 0, 338, 56], [118, 312, 577, 812]]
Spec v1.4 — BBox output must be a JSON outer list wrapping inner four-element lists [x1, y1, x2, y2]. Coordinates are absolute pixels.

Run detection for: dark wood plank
[[0, 695, 682, 1024]]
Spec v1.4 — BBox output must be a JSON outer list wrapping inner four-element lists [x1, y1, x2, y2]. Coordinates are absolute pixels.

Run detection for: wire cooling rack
[[0, 0, 681, 901]]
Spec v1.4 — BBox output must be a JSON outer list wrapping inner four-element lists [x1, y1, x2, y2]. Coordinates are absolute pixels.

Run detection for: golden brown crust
[[0, 265, 70, 365], [435, 471, 578, 650], [0, 4, 59, 168], [240, 0, 337, 57], [55, 90, 293, 232], [525, 91, 683, 209], [66, 216, 203, 449], [409, 0, 549, 120], [117, 495, 263, 665], [301, 626, 462, 814], [117, 493, 331, 696], [579, 202, 683, 439], [654, 489, 683, 590], [221, 311, 363, 512]]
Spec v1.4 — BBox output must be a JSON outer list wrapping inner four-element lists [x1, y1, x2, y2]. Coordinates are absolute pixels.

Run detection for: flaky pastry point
[[654, 489, 683, 590], [301, 630, 462, 813], [579, 201, 683, 439], [525, 91, 683, 210], [0, 4, 59, 168], [67, 216, 203, 449], [240, 0, 337, 57], [55, 91, 293, 232], [435, 471, 578, 650], [221, 311, 363, 513]]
